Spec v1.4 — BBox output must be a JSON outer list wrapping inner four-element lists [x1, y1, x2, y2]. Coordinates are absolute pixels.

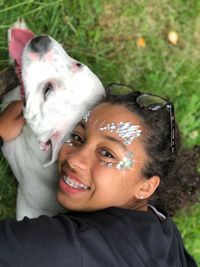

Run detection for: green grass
[[174, 204, 200, 264], [0, 0, 199, 264]]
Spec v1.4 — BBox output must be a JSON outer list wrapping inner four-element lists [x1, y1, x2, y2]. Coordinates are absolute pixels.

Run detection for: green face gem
[[100, 151, 136, 170], [116, 152, 134, 169]]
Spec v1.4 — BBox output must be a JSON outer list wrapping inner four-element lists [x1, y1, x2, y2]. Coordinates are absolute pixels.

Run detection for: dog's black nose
[[29, 35, 51, 53]]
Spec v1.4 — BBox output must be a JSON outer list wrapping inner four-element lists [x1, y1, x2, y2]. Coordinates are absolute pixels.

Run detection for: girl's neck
[[121, 199, 148, 212]]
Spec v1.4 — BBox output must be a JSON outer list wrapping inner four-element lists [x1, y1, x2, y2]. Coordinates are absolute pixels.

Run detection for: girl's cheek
[[58, 145, 69, 162], [58, 146, 64, 160]]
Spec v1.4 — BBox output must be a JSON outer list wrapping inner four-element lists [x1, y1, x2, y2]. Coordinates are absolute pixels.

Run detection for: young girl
[[0, 86, 199, 267]]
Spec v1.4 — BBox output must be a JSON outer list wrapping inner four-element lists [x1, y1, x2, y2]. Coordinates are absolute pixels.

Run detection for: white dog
[[2, 20, 105, 220]]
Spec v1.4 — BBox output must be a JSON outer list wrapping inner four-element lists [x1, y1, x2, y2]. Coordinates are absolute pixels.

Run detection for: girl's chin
[[57, 187, 89, 212]]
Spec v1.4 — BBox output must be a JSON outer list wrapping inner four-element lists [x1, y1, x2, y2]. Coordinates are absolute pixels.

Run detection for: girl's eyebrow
[[76, 120, 127, 150], [78, 121, 86, 129], [102, 135, 127, 150], [78, 121, 127, 150]]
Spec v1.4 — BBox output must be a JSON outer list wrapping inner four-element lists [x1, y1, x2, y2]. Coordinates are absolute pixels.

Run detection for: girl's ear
[[135, 175, 160, 200]]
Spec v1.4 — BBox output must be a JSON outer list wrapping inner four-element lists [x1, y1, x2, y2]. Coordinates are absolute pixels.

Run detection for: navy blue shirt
[[0, 207, 197, 267]]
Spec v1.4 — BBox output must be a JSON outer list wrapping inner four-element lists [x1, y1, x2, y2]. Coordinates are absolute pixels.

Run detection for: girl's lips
[[65, 171, 90, 188], [59, 170, 91, 195]]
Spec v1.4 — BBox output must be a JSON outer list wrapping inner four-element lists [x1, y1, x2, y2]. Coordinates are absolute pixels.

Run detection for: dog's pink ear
[[9, 28, 35, 65]]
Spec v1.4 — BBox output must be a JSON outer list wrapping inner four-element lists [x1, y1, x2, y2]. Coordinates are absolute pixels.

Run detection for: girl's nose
[[67, 147, 90, 171]]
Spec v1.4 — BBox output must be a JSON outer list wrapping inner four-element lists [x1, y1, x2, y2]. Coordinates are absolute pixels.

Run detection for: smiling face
[[57, 103, 159, 212]]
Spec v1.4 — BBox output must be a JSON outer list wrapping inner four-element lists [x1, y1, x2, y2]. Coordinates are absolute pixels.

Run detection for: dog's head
[[21, 35, 105, 165]]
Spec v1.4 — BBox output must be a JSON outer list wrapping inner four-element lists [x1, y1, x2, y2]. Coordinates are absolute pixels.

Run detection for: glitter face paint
[[82, 110, 91, 123], [100, 121, 142, 145], [99, 121, 142, 170], [64, 138, 73, 146], [100, 151, 136, 170], [64, 120, 142, 171]]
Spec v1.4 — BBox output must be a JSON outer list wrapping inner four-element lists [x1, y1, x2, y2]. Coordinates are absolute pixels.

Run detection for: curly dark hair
[[102, 90, 200, 216]]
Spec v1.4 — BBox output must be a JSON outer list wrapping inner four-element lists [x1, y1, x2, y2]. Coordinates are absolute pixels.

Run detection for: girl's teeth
[[63, 176, 90, 190]]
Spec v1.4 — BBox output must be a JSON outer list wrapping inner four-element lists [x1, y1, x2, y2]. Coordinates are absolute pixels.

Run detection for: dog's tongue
[[9, 28, 35, 101], [9, 28, 35, 65]]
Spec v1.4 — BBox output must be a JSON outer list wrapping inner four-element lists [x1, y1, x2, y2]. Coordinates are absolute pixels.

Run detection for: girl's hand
[[0, 101, 25, 142]]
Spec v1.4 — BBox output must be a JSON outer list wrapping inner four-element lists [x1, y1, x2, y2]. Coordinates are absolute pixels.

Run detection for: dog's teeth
[[63, 176, 89, 190]]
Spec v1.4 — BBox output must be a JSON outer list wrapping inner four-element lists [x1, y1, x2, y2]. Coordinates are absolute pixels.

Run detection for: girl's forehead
[[88, 103, 141, 127], [80, 103, 147, 164]]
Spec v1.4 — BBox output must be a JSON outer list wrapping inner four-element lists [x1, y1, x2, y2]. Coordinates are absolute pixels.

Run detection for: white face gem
[[64, 138, 73, 146], [100, 121, 142, 145], [82, 110, 91, 123]]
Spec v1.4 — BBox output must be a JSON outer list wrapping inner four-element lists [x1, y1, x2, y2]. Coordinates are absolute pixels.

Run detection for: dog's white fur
[[2, 20, 105, 220]]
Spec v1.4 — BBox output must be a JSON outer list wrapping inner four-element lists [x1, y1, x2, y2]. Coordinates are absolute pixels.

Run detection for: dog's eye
[[43, 82, 53, 101]]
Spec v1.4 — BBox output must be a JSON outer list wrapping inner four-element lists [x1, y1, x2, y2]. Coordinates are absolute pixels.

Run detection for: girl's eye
[[71, 133, 84, 144], [65, 133, 84, 146], [99, 149, 115, 159]]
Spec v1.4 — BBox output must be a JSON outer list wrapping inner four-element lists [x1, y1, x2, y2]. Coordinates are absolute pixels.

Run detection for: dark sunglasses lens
[[106, 84, 133, 95], [136, 94, 167, 110]]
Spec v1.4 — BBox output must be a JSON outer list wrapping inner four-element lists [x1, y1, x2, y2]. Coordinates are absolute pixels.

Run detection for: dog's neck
[[22, 125, 53, 164]]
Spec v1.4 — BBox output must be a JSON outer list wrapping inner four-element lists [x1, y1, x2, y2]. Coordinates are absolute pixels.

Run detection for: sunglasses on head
[[106, 83, 176, 153]]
